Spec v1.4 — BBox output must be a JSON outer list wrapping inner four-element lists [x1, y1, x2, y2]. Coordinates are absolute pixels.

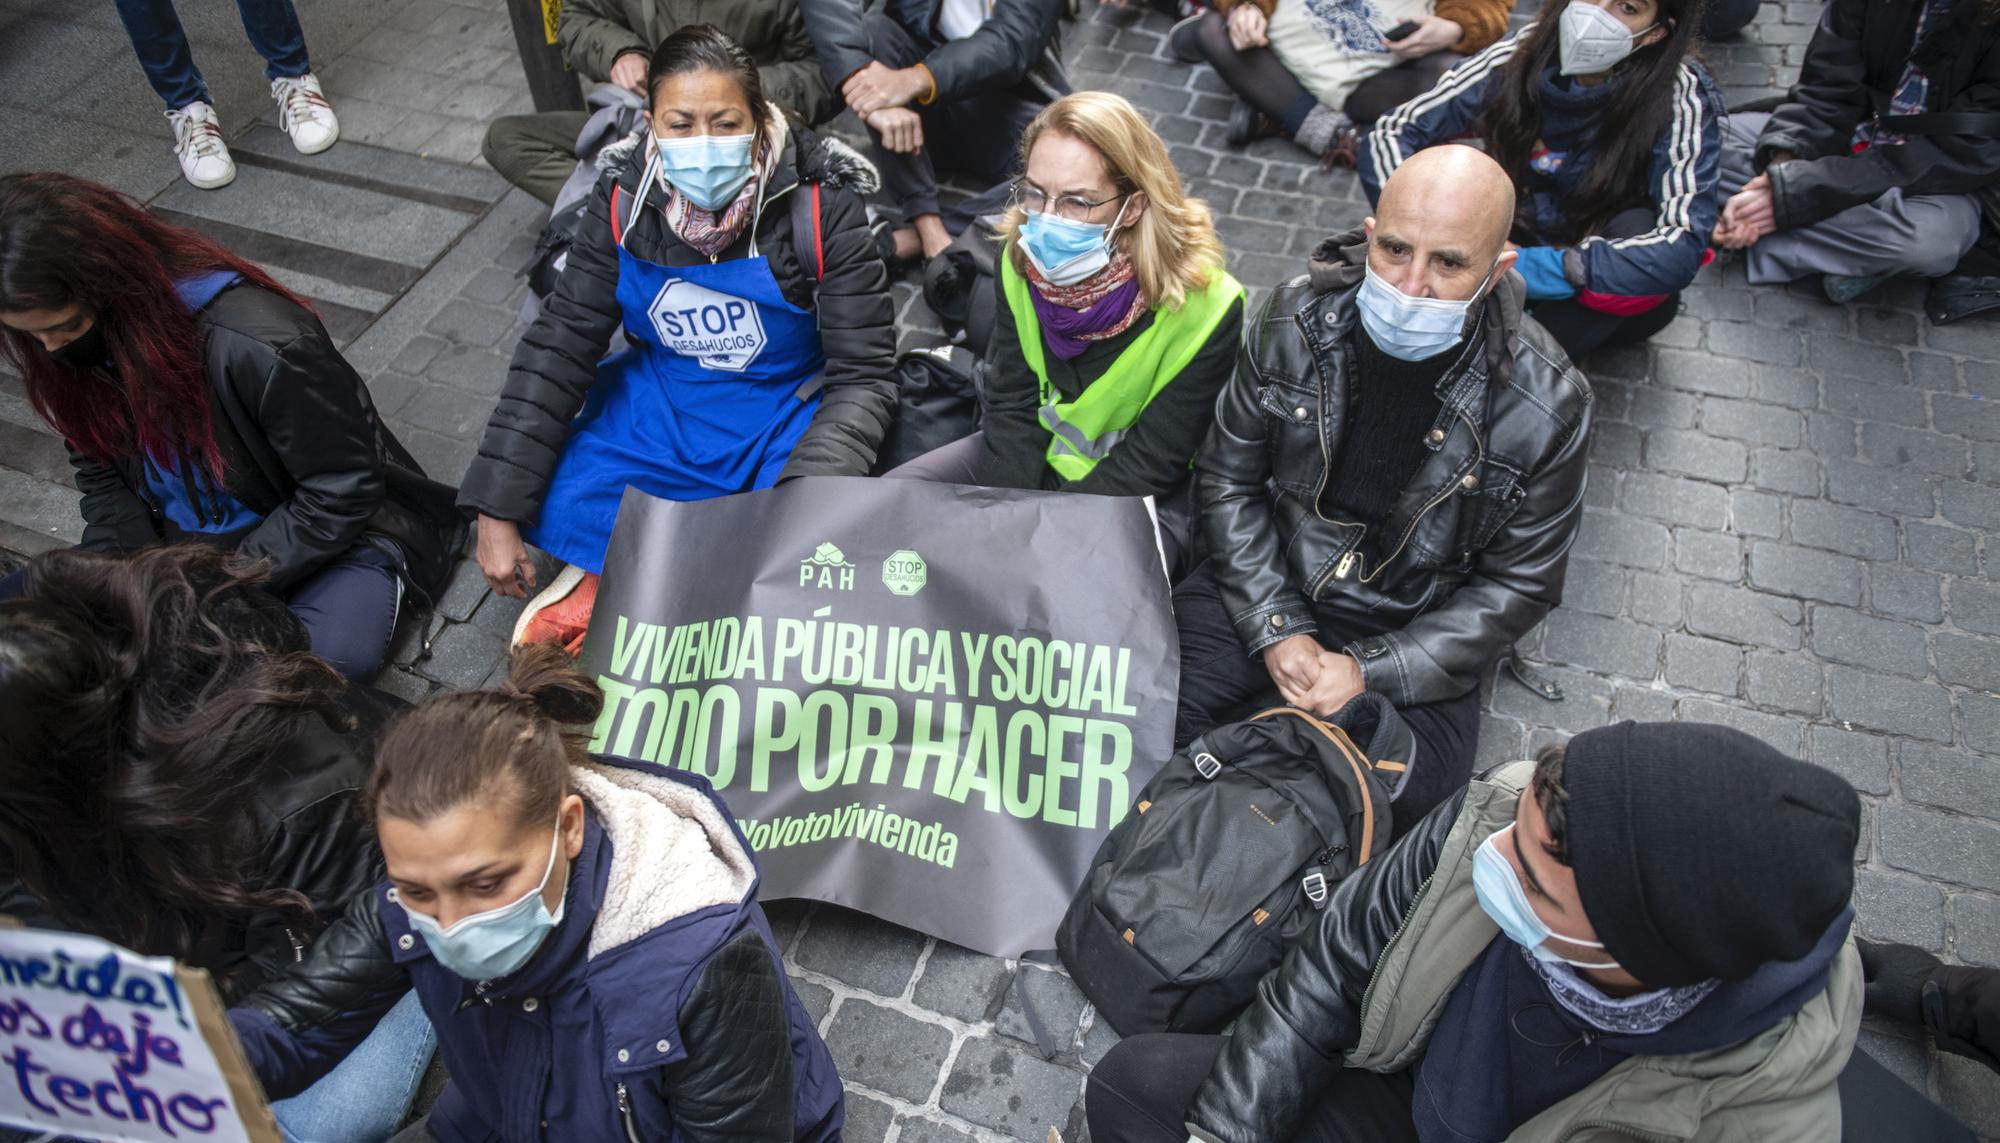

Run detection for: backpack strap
[[610, 183, 626, 246], [788, 181, 824, 284]]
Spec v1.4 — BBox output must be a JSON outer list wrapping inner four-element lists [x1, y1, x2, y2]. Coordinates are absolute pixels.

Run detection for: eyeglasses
[[1011, 181, 1127, 223]]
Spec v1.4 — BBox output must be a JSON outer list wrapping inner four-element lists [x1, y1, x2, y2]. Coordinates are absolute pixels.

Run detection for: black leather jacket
[[70, 284, 464, 600], [1191, 785, 1471, 1141], [1196, 230, 1592, 707]]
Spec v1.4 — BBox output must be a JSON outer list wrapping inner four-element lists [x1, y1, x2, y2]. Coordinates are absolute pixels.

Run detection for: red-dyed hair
[[0, 172, 307, 477]]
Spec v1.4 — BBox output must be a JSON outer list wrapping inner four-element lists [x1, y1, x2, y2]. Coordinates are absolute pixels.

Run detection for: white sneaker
[[272, 73, 339, 155], [167, 102, 236, 190]]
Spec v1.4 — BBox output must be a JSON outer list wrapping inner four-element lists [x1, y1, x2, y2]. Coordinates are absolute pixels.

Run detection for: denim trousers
[[271, 990, 437, 1143], [113, 0, 312, 110], [0, 993, 433, 1143]]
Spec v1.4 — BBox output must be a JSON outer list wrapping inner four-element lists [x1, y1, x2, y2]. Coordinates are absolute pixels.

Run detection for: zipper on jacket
[[616, 1082, 642, 1143], [1353, 869, 1435, 1035], [285, 927, 305, 964], [1559, 1122, 1679, 1142], [1350, 404, 1488, 587]]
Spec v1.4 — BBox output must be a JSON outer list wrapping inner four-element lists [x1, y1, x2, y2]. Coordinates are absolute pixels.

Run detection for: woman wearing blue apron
[[459, 24, 897, 644]]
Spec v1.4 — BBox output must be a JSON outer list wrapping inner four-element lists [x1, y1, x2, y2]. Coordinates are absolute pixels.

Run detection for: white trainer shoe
[[167, 102, 237, 190], [272, 73, 340, 155]]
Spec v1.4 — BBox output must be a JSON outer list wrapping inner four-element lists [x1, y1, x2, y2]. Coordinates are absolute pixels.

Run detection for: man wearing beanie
[[1082, 721, 1924, 1143]]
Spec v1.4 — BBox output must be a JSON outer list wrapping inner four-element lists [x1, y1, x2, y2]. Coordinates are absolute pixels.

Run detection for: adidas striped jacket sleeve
[[1358, 31, 1526, 202], [1570, 64, 1724, 299]]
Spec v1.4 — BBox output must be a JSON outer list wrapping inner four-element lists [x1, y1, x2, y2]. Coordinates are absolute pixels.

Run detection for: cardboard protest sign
[[582, 476, 1179, 956], [0, 921, 279, 1143]]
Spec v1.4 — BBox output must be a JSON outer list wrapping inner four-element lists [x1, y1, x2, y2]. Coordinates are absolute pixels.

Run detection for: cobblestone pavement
[[4, 0, 2000, 1138]]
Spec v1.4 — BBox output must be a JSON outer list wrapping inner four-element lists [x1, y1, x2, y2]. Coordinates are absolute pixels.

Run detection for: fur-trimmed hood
[[569, 761, 759, 957]]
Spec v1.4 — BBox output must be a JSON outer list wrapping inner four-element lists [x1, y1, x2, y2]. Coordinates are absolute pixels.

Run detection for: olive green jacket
[[558, 0, 839, 124]]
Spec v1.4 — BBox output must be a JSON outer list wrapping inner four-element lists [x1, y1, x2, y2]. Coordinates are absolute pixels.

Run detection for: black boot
[[1926, 272, 2000, 325]]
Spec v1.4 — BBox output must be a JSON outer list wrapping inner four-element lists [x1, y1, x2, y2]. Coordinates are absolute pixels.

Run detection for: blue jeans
[[113, 0, 312, 110], [272, 991, 436, 1143]]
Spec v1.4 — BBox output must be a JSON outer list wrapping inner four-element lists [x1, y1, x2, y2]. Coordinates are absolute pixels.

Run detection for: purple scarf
[[1031, 275, 1145, 360]]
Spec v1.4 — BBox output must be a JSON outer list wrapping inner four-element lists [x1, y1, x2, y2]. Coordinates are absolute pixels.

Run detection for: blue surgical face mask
[[1471, 826, 1622, 970], [1020, 199, 1130, 287], [655, 132, 756, 212], [401, 823, 568, 982], [1355, 262, 1496, 362]]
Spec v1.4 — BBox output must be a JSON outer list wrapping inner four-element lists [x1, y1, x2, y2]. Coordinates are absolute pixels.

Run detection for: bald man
[[1173, 143, 1593, 826]]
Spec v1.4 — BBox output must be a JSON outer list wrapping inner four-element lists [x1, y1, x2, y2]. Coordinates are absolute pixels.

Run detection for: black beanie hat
[[1561, 721, 1861, 987]]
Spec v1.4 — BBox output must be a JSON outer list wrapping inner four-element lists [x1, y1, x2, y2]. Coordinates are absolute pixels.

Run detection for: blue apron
[[529, 161, 825, 573]]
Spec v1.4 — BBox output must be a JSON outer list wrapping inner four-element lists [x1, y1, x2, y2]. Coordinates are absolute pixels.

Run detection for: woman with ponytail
[[228, 644, 845, 1143], [0, 543, 436, 1143], [0, 172, 462, 679]]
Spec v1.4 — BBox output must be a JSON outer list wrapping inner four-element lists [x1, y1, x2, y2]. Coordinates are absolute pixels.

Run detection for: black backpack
[[1056, 700, 1407, 1036]]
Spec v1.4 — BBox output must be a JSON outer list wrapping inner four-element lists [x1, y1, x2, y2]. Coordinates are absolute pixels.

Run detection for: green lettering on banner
[[752, 687, 798, 793], [841, 693, 899, 786], [1000, 708, 1045, 820], [736, 618, 767, 681], [909, 700, 962, 794], [958, 632, 989, 699], [795, 691, 849, 792]]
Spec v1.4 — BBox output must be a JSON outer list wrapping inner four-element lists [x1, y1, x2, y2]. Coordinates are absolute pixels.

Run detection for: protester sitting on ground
[[0, 545, 435, 1143], [892, 94, 1243, 557], [1176, 146, 1589, 827], [1086, 721, 1879, 1143], [1174, 0, 1514, 165], [460, 25, 896, 648], [113, 0, 339, 189], [483, 0, 840, 206], [228, 643, 845, 1143], [800, 0, 1070, 263], [1361, 0, 1723, 359], [1711, 0, 1998, 309], [0, 173, 462, 680]]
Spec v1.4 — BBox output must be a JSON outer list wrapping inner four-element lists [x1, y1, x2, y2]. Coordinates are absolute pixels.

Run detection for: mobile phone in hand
[[1385, 19, 1422, 40]]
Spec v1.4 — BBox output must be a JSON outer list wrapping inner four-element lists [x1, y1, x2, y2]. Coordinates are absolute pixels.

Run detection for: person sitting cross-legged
[[800, 0, 1071, 263], [1361, 0, 1724, 360], [1174, 144, 1590, 826], [1711, 0, 1999, 310], [1086, 721, 1876, 1143]]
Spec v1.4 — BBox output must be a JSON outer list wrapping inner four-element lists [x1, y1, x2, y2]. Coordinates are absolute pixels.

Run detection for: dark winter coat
[[1755, 0, 2000, 233], [457, 125, 898, 529], [557, 0, 839, 125], [800, 0, 1071, 105], [230, 760, 843, 1143], [70, 283, 463, 599], [1196, 228, 1592, 708]]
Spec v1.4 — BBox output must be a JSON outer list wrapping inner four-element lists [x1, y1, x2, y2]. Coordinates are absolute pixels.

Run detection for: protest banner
[[581, 476, 1179, 956], [0, 920, 279, 1143]]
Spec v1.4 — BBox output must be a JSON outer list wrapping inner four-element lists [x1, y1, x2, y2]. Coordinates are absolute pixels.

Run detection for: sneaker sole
[[184, 165, 237, 190], [512, 562, 587, 648], [289, 127, 339, 156]]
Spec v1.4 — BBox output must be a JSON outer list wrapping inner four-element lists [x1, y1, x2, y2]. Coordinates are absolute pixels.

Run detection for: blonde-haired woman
[[896, 92, 1243, 556]]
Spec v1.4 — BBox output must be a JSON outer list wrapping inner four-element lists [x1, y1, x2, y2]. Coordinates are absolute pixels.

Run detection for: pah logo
[[648, 279, 768, 371], [800, 542, 855, 591]]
